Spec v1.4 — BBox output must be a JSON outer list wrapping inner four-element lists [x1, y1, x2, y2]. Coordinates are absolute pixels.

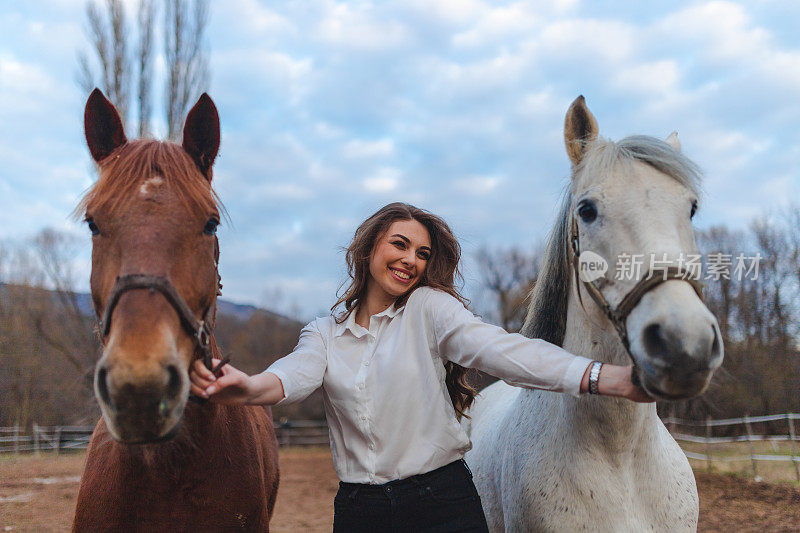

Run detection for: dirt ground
[[1, 449, 799, 532]]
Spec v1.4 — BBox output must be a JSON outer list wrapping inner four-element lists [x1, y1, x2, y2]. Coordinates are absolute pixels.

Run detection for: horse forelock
[[74, 139, 224, 220], [576, 135, 702, 198], [520, 135, 703, 346]]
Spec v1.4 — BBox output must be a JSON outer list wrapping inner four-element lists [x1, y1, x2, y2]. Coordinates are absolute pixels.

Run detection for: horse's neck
[[547, 284, 659, 451]]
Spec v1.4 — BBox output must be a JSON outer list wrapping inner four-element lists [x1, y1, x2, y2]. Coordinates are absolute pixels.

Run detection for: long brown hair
[[332, 202, 477, 419]]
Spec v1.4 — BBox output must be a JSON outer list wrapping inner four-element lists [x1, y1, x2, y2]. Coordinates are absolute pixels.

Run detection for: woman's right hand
[[189, 358, 254, 404]]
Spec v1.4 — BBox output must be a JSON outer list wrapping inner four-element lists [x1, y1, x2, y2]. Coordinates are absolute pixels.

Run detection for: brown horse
[[72, 89, 279, 532]]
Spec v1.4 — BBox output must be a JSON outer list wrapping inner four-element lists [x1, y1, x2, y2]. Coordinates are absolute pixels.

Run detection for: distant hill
[[1, 282, 293, 324]]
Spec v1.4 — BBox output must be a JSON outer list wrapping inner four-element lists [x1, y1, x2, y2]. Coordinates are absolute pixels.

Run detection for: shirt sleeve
[[264, 319, 328, 404], [423, 289, 592, 397]]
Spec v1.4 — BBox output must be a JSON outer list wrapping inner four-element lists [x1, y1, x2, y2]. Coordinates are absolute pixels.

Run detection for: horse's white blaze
[[138, 175, 164, 196], [466, 98, 721, 531]]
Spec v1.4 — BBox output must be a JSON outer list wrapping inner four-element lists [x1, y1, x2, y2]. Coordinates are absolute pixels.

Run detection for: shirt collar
[[334, 302, 405, 338]]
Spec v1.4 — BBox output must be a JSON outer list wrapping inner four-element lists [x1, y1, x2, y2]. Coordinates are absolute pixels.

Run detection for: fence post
[[33, 422, 40, 456], [670, 405, 676, 434], [788, 414, 800, 483], [705, 416, 712, 472], [743, 414, 758, 478], [13, 425, 20, 455]]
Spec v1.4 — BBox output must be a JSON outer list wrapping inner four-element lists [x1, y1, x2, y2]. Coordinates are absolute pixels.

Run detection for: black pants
[[333, 459, 490, 533]]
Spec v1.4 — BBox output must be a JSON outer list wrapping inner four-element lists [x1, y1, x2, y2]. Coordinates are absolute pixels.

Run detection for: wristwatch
[[588, 361, 603, 395]]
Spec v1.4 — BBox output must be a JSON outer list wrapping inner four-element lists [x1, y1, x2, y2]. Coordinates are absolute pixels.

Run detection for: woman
[[190, 202, 651, 532]]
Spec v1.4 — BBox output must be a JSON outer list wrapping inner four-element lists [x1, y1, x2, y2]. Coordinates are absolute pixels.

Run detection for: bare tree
[[697, 226, 745, 341], [78, 0, 131, 129], [475, 245, 541, 332], [77, 0, 210, 139], [137, 0, 155, 136], [0, 235, 98, 427], [29, 229, 99, 375], [164, 0, 210, 139]]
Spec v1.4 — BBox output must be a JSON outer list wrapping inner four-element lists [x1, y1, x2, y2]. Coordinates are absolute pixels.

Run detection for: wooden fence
[[4, 414, 799, 481], [0, 424, 93, 455], [0, 420, 330, 454], [663, 413, 800, 481]]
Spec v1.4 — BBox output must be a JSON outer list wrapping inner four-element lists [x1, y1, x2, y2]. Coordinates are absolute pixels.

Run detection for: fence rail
[[0, 420, 330, 454], [4, 414, 798, 481], [663, 412, 800, 481]]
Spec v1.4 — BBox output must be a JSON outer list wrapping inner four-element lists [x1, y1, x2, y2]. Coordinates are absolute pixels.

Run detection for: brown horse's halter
[[97, 237, 227, 402], [569, 216, 705, 368]]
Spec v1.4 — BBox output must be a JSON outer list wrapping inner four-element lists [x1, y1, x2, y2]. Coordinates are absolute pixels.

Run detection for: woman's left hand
[[584, 364, 655, 402]]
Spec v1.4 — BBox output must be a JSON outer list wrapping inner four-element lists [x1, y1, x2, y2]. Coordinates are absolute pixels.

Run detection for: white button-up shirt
[[266, 286, 592, 484]]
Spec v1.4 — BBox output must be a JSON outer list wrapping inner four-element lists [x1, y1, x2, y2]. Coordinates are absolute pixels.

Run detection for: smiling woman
[[189, 201, 650, 532]]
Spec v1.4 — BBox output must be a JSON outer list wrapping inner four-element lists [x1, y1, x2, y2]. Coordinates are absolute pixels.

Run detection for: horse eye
[[577, 200, 598, 223], [86, 218, 100, 236], [690, 201, 698, 219], [203, 218, 220, 235]]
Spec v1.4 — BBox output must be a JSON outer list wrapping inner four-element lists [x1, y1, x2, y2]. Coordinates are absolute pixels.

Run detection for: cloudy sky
[[1, 0, 799, 319]]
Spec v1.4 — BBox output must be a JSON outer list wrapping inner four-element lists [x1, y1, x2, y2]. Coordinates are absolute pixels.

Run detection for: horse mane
[[74, 139, 223, 219], [520, 135, 703, 345]]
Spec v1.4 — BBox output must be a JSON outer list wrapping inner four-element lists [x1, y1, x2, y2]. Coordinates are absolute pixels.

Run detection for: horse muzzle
[[94, 355, 189, 444], [632, 317, 723, 400]]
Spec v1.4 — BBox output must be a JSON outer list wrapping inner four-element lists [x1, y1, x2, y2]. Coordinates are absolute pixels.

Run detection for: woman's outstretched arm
[[189, 319, 329, 406], [423, 288, 652, 402], [190, 360, 286, 405]]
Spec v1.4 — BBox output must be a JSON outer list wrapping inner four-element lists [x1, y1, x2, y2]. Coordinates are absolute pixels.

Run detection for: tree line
[[1, 203, 797, 430], [0, 229, 317, 429]]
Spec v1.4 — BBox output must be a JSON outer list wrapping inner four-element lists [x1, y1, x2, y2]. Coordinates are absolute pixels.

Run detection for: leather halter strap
[[100, 274, 217, 370], [570, 217, 705, 361], [98, 236, 223, 371]]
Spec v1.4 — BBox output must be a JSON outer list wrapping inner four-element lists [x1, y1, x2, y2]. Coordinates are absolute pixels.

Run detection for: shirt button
[[361, 415, 366, 420], [368, 444, 374, 450], [358, 383, 364, 389], [363, 360, 370, 366]]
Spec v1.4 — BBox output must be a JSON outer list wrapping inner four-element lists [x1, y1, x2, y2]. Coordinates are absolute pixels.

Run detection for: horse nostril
[[166, 364, 182, 400], [96, 366, 112, 407], [710, 325, 721, 357], [642, 323, 667, 359]]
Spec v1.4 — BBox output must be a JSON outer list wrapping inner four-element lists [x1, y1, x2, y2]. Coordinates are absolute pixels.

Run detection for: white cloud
[[404, 0, 486, 27], [342, 138, 395, 159], [218, 0, 295, 36], [0, 54, 54, 96], [363, 167, 401, 193], [316, 3, 412, 51], [453, 175, 502, 194], [537, 18, 635, 62], [451, 3, 538, 48], [612, 60, 681, 96], [659, 2, 770, 64], [213, 49, 313, 104]]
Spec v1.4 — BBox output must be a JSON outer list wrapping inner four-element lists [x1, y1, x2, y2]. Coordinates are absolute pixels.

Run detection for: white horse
[[465, 96, 724, 532]]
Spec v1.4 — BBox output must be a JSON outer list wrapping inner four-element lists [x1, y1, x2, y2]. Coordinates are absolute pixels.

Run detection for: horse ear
[[182, 93, 220, 181], [84, 88, 127, 163], [665, 131, 681, 152], [564, 95, 599, 167]]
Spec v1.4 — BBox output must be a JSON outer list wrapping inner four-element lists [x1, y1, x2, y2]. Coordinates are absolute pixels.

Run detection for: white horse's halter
[[569, 216, 705, 369]]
